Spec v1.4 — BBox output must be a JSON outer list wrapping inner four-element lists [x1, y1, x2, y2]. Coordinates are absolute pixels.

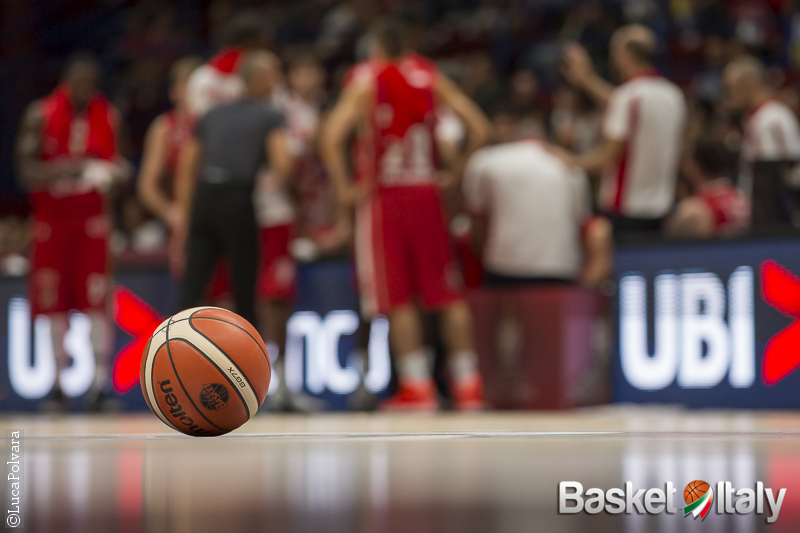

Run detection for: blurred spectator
[[0, 217, 31, 276], [112, 196, 167, 254], [560, 25, 687, 240], [666, 137, 750, 239], [550, 85, 601, 153], [137, 56, 202, 233], [724, 55, 800, 230], [463, 138, 612, 287], [462, 51, 505, 112], [185, 12, 270, 118], [692, 35, 728, 106]]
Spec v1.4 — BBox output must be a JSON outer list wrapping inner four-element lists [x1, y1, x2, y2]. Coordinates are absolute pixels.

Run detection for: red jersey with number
[[349, 54, 462, 316], [353, 54, 439, 187]]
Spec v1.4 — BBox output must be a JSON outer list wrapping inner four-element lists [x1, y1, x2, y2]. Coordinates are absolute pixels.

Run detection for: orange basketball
[[140, 307, 271, 437], [683, 480, 710, 505]]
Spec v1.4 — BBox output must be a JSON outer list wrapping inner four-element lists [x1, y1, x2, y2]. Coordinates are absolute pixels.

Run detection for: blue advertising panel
[[0, 260, 389, 412], [613, 236, 800, 408]]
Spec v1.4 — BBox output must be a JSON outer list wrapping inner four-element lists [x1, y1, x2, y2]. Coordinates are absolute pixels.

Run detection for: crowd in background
[[3, 0, 800, 273]]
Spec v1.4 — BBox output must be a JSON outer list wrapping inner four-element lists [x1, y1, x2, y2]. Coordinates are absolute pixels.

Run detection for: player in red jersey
[[667, 137, 750, 238], [137, 57, 201, 273], [322, 20, 492, 410], [16, 53, 131, 410]]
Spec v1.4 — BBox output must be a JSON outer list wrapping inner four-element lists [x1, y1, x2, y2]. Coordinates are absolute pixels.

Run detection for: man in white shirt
[[463, 138, 611, 287], [561, 24, 687, 239], [185, 15, 268, 118], [723, 55, 800, 229]]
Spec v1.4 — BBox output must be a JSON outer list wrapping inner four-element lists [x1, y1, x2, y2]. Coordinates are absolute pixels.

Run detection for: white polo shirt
[[463, 140, 591, 279], [186, 64, 245, 119], [741, 99, 800, 163], [599, 73, 686, 218]]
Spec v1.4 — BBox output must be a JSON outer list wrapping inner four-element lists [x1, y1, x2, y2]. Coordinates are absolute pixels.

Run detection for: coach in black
[[176, 51, 293, 326]]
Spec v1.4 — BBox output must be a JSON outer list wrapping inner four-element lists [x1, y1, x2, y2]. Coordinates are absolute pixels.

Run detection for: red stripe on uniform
[[770, 121, 788, 158], [613, 98, 641, 213]]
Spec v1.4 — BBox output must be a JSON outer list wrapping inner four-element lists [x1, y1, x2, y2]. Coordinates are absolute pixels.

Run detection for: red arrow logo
[[761, 260, 800, 385], [112, 287, 164, 393]]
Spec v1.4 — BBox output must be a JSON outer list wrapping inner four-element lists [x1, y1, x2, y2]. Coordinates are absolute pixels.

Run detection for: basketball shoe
[[451, 374, 487, 411], [379, 379, 438, 411]]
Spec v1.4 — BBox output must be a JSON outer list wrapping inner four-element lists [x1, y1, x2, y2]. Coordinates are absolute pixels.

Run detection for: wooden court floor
[[2, 407, 800, 533]]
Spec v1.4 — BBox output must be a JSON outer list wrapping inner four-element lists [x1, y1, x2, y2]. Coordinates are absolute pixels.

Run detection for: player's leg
[[30, 213, 70, 410], [256, 225, 295, 355], [375, 191, 440, 410], [353, 192, 436, 410], [254, 224, 323, 412], [410, 187, 485, 410], [78, 203, 117, 411], [219, 187, 259, 328], [180, 187, 223, 312], [580, 216, 614, 287], [440, 299, 485, 409]]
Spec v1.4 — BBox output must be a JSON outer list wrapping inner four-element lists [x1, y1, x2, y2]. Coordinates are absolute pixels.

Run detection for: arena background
[[3, 1, 800, 532]]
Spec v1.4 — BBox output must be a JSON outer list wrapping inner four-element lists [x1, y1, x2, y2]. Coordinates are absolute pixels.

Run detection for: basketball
[[139, 307, 271, 437], [683, 480, 710, 505]]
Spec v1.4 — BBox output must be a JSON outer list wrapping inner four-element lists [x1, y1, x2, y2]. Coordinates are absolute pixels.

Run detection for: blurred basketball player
[[176, 15, 269, 302], [176, 51, 293, 334], [185, 13, 269, 118], [666, 137, 750, 238], [137, 57, 201, 274], [254, 53, 331, 411], [561, 25, 687, 239], [322, 20, 492, 410], [723, 55, 800, 230], [16, 52, 131, 410]]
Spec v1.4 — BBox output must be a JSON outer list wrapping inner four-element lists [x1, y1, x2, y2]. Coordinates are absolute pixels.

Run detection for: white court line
[[9, 430, 800, 441]]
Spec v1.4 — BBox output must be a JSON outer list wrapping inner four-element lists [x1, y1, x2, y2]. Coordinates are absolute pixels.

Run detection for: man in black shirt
[[176, 51, 293, 326]]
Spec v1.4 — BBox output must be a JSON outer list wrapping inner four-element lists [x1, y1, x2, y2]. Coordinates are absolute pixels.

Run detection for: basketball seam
[[148, 339, 183, 433], [171, 336, 251, 420], [190, 315, 269, 368], [165, 319, 231, 432], [166, 337, 244, 427], [152, 317, 189, 337], [168, 314, 259, 417], [188, 314, 261, 405]]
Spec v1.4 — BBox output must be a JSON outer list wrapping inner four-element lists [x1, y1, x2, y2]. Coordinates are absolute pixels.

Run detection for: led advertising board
[[614, 237, 800, 408]]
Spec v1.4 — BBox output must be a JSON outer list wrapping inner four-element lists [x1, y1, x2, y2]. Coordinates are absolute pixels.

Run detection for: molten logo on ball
[[683, 480, 713, 520], [200, 383, 229, 411]]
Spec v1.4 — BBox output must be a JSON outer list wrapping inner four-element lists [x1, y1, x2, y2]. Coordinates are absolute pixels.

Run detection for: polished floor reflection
[[3, 408, 800, 533]]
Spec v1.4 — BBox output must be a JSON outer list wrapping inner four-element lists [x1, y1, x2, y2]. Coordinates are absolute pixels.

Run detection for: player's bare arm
[[15, 101, 84, 188], [433, 73, 491, 185], [320, 78, 372, 207], [174, 136, 202, 227], [266, 128, 295, 189], [573, 137, 625, 176], [561, 42, 614, 106], [137, 115, 177, 226], [105, 105, 133, 184]]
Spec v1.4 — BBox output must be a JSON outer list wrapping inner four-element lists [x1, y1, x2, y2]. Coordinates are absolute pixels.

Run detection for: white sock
[[397, 349, 431, 383], [90, 314, 112, 390], [449, 350, 479, 383]]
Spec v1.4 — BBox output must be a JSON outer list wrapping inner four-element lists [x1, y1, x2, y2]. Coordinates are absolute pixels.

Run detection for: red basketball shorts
[[257, 224, 295, 301], [30, 191, 110, 316], [355, 185, 463, 317]]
